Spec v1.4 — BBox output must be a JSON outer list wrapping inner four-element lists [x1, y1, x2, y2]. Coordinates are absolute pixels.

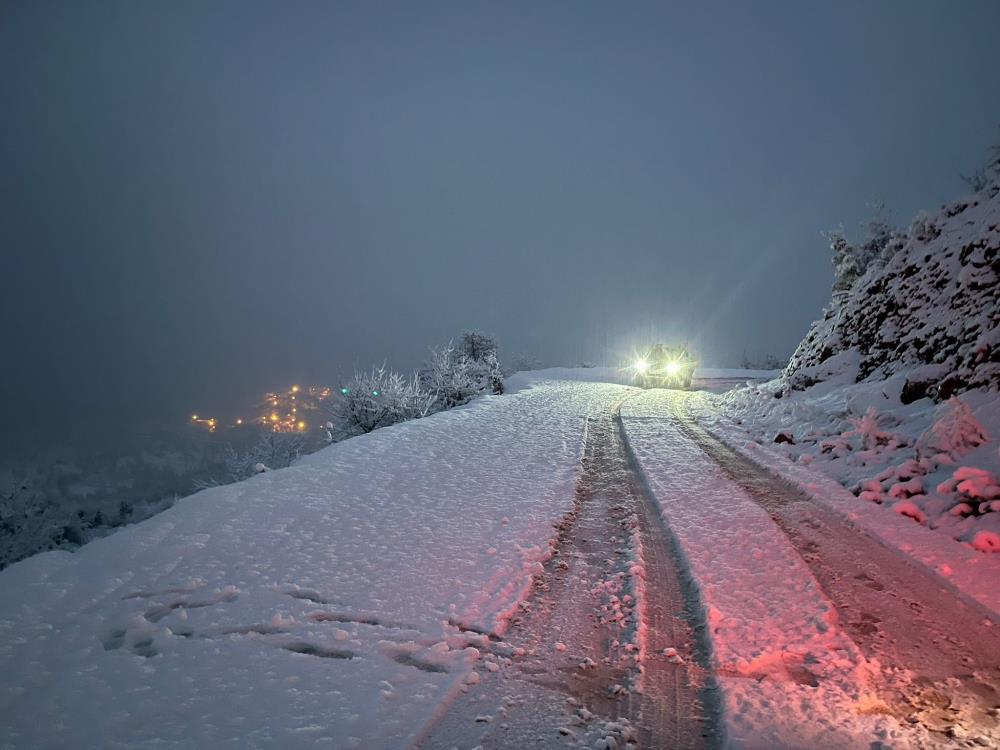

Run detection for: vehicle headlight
[[634, 359, 649, 373], [666, 361, 681, 375]]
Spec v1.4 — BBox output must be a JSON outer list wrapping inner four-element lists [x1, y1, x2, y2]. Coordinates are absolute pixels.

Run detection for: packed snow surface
[[620, 392, 918, 749], [0, 377, 624, 749]]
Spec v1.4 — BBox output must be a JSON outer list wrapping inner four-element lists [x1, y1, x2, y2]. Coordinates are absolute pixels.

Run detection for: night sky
[[3, 1, 1000, 447]]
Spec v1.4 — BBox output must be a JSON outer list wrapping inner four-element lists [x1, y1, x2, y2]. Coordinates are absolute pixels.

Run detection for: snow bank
[[709, 380, 1000, 617], [0, 379, 625, 749]]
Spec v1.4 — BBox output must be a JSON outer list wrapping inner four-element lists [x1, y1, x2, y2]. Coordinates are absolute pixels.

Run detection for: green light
[[340, 387, 349, 395], [372, 390, 380, 397]]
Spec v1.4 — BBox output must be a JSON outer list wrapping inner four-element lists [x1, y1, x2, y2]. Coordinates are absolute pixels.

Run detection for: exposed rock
[[785, 183, 1000, 400]]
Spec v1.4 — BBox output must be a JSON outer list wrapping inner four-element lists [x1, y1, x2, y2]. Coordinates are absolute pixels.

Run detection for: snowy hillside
[[786, 182, 999, 399], [718, 182, 1000, 554]]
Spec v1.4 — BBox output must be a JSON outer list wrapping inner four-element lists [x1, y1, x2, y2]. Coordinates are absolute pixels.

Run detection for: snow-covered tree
[[421, 342, 480, 410], [330, 365, 435, 438], [419, 333, 506, 410], [828, 228, 860, 294], [961, 168, 991, 193], [960, 124, 1000, 192], [458, 331, 497, 361], [222, 431, 309, 481], [457, 331, 504, 395], [828, 204, 903, 294], [986, 122, 1000, 176], [0, 467, 82, 569]]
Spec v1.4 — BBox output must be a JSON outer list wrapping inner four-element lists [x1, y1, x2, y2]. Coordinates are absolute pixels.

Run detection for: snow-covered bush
[[828, 229, 863, 295], [457, 331, 504, 395], [916, 397, 989, 460], [219, 431, 309, 482], [457, 330, 495, 360], [1, 468, 61, 568], [421, 342, 480, 410], [420, 332, 504, 408], [827, 205, 902, 295], [937, 467, 1000, 516], [962, 124, 1000, 192], [844, 407, 893, 451], [325, 334, 505, 442], [330, 365, 436, 438], [0, 463, 165, 569], [961, 169, 991, 193]]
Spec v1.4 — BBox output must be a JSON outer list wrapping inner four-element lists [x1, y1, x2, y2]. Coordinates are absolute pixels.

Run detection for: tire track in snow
[[415, 396, 715, 749], [615, 402, 722, 749], [672, 393, 1000, 745]]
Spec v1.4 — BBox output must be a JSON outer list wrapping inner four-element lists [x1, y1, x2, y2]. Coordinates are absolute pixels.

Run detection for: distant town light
[[191, 383, 331, 434]]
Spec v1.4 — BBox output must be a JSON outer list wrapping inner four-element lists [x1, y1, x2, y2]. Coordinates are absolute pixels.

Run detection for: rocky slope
[[785, 182, 999, 401]]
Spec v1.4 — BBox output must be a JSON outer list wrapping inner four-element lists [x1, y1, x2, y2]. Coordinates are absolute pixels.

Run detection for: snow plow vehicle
[[632, 344, 697, 389]]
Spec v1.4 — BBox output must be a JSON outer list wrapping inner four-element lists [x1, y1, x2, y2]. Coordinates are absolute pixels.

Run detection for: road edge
[[687, 393, 1000, 625]]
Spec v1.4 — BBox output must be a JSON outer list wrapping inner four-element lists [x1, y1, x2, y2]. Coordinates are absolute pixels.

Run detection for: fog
[[3, 0, 1000, 451]]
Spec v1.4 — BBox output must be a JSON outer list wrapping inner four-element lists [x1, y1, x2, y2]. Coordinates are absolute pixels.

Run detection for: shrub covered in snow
[[421, 342, 481, 410], [827, 204, 904, 294], [219, 431, 309, 482], [329, 365, 436, 438], [2, 331, 507, 569], [421, 332, 505, 409], [916, 396, 989, 458], [1, 468, 80, 568], [456, 331, 504, 396], [844, 407, 893, 451], [0, 448, 197, 570]]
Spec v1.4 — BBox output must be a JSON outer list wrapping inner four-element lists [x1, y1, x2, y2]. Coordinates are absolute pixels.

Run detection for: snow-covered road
[[417, 395, 714, 749], [672, 395, 1000, 743], [1, 372, 996, 749], [623, 389, 1000, 748]]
